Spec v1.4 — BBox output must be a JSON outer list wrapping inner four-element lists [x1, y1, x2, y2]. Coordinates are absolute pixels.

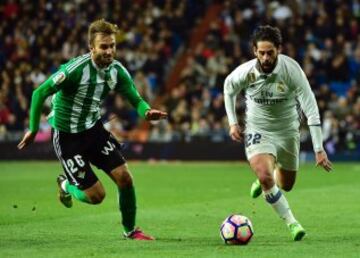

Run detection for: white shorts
[[244, 131, 300, 171]]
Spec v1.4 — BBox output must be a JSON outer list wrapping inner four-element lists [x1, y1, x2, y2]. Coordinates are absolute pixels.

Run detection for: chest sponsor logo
[[107, 79, 116, 90]]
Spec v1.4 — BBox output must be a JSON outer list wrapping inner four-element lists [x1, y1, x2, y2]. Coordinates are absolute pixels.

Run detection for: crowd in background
[[0, 0, 359, 154], [0, 0, 207, 140], [148, 0, 360, 154]]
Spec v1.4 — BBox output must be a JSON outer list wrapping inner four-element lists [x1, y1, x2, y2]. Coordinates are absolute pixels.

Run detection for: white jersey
[[224, 54, 321, 137]]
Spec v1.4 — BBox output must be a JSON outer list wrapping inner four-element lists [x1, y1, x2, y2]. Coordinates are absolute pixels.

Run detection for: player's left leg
[[275, 135, 305, 240], [109, 164, 136, 234], [273, 167, 305, 240], [109, 164, 154, 240], [88, 122, 154, 240], [249, 154, 298, 228], [251, 165, 296, 198], [247, 133, 305, 240]]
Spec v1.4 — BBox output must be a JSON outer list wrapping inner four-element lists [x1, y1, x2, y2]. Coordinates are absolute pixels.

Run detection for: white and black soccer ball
[[220, 214, 254, 245]]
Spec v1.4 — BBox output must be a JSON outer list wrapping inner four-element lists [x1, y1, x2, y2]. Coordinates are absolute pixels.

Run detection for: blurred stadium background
[[0, 0, 359, 160]]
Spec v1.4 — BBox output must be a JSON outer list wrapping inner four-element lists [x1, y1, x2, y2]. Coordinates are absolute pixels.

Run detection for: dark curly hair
[[251, 25, 282, 48]]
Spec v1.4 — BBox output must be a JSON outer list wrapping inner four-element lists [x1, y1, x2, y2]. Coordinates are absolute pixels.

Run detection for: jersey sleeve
[[289, 60, 324, 152], [291, 63, 321, 126], [29, 62, 77, 132], [223, 68, 246, 125], [29, 75, 60, 132], [115, 65, 151, 118], [47, 61, 78, 91]]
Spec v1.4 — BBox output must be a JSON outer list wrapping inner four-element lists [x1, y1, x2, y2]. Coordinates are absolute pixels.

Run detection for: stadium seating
[[0, 0, 359, 154]]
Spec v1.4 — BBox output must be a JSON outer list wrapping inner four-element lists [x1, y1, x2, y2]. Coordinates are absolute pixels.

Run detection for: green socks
[[119, 186, 137, 233], [64, 181, 137, 233], [65, 181, 90, 203]]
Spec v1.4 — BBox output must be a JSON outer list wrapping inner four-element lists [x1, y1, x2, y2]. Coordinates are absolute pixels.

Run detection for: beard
[[94, 53, 114, 68], [259, 60, 276, 73]]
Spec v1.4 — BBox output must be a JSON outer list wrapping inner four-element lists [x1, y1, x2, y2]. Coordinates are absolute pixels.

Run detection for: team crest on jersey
[[247, 73, 256, 84], [107, 79, 116, 90], [52, 72, 66, 85], [276, 82, 287, 93]]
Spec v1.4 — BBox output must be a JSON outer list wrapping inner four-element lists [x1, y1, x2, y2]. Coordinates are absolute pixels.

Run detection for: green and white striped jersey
[[30, 53, 150, 133]]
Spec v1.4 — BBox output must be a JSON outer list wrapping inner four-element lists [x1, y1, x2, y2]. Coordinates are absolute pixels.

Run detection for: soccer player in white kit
[[223, 25, 332, 241]]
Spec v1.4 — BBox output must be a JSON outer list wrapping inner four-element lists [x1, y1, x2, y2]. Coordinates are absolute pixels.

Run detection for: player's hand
[[145, 109, 168, 121], [315, 150, 332, 172], [229, 124, 243, 142], [17, 131, 37, 150]]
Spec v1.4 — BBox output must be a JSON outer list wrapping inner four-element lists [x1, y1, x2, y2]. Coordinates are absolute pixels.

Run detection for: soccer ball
[[220, 214, 254, 245]]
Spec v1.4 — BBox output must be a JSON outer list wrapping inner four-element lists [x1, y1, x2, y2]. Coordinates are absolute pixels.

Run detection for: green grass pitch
[[0, 161, 359, 258]]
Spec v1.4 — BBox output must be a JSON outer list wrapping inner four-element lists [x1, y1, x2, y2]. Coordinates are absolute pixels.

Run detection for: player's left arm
[[292, 62, 332, 172], [115, 66, 167, 121]]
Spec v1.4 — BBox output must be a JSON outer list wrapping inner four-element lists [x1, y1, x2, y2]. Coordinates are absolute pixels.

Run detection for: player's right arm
[[223, 68, 246, 142], [17, 69, 67, 149]]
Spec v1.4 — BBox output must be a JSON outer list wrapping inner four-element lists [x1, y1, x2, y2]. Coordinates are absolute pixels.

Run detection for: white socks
[[263, 184, 296, 225]]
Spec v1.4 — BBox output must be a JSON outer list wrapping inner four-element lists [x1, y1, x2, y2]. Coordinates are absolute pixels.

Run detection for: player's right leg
[[274, 168, 296, 192], [57, 173, 106, 205], [52, 129, 105, 206], [57, 175, 72, 208], [250, 178, 262, 198]]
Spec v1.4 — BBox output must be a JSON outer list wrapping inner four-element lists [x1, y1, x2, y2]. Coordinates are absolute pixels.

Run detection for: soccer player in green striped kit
[[18, 19, 167, 240]]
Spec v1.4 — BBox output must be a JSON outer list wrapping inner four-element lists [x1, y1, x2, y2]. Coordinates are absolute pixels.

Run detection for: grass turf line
[[0, 161, 359, 258]]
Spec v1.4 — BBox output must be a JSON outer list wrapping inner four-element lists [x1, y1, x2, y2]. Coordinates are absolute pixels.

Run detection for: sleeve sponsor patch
[[52, 71, 66, 85]]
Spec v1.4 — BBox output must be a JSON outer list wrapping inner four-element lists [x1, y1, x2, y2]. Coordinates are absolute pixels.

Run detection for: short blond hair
[[88, 19, 118, 46]]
